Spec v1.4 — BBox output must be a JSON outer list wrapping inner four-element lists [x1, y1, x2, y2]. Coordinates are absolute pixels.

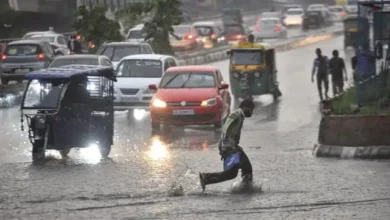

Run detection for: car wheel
[[32, 140, 45, 161], [151, 122, 160, 134], [1, 78, 9, 85], [59, 149, 71, 158]]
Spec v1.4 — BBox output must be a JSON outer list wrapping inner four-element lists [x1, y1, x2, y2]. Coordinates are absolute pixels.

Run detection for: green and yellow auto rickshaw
[[227, 41, 281, 101], [343, 15, 358, 49]]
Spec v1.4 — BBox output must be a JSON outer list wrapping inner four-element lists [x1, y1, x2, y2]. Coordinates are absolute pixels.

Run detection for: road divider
[[313, 115, 390, 159], [176, 27, 344, 65]]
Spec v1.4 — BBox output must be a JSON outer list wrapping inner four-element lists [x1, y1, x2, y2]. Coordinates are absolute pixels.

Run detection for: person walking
[[199, 99, 255, 192], [329, 50, 348, 95], [311, 48, 329, 101]]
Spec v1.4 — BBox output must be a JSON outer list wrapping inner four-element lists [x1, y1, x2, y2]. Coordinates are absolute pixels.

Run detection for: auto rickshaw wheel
[[99, 140, 111, 158], [32, 140, 45, 161], [59, 149, 71, 158], [151, 122, 161, 134]]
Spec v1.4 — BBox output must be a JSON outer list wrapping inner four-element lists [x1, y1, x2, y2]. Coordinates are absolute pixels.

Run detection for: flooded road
[[1, 37, 390, 219]]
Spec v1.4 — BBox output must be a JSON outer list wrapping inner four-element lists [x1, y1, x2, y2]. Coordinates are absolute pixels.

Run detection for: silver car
[[252, 17, 288, 40], [48, 55, 113, 68], [1, 40, 57, 85]]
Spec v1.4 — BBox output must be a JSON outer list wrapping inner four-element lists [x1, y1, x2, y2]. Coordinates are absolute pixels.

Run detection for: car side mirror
[[148, 84, 157, 90], [220, 83, 229, 90]]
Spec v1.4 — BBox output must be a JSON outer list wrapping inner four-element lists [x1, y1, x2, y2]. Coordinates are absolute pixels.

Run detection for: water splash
[[168, 182, 184, 197], [230, 179, 263, 194]]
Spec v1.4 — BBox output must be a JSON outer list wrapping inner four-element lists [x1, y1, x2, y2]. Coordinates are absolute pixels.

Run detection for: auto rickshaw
[[343, 15, 358, 49], [20, 65, 116, 160], [226, 40, 281, 101]]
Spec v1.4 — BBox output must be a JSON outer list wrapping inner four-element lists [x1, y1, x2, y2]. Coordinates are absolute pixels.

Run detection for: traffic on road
[[1, 2, 389, 220]]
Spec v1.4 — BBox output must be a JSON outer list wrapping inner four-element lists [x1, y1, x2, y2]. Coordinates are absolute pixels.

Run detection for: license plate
[[15, 69, 30, 74], [121, 97, 138, 102], [172, 109, 195, 115]]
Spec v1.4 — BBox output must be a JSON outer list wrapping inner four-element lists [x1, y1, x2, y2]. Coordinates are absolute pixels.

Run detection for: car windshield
[[173, 26, 191, 35], [224, 25, 244, 34], [309, 6, 323, 10], [101, 46, 140, 61], [260, 19, 279, 25], [194, 26, 213, 36], [49, 58, 99, 67], [116, 59, 162, 78], [307, 11, 321, 16], [230, 50, 264, 65], [128, 30, 147, 39], [30, 36, 55, 43], [160, 72, 215, 88], [330, 7, 343, 12], [23, 80, 64, 109], [5, 44, 40, 56], [261, 12, 279, 17], [286, 10, 303, 15], [347, 0, 357, 5]]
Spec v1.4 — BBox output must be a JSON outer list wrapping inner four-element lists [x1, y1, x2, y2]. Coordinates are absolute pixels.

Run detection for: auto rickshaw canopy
[[230, 41, 270, 50], [25, 65, 116, 81]]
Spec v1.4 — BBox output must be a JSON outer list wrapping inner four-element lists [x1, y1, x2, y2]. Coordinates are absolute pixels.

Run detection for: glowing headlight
[[254, 72, 260, 77], [152, 98, 167, 108], [201, 98, 217, 106], [87, 83, 96, 90]]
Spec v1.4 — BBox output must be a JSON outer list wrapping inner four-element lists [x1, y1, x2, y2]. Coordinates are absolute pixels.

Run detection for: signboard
[[373, 11, 390, 41]]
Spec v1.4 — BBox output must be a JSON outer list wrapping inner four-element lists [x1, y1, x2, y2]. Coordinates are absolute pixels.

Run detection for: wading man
[[329, 50, 347, 95], [199, 99, 255, 191], [311, 48, 329, 101]]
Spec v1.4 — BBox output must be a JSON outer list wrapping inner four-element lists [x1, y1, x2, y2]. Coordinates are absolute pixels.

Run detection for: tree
[[72, 5, 123, 53], [0, 2, 18, 38], [116, 0, 183, 55]]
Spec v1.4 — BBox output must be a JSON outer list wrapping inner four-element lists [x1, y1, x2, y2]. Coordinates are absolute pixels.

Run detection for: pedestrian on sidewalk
[[329, 50, 348, 95], [199, 99, 255, 192], [311, 48, 330, 101]]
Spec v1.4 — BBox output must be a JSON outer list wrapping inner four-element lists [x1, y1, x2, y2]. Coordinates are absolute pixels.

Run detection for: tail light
[[76, 35, 82, 40], [340, 11, 345, 16], [184, 34, 193, 40], [211, 34, 216, 39], [255, 26, 261, 31], [275, 25, 282, 31], [1, 54, 7, 61], [89, 42, 95, 48], [256, 18, 261, 24], [236, 35, 243, 39], [38, 53, 45, 60]]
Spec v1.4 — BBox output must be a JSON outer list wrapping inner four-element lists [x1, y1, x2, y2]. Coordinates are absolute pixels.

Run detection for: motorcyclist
[[248, 34, 254, 43], [68, 35, 83, 54], [199, 99, 255, 192]]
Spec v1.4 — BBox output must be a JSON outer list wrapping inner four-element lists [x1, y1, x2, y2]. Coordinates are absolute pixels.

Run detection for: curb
[[177, 28, 344, 65], [313, 144, 390, 159]]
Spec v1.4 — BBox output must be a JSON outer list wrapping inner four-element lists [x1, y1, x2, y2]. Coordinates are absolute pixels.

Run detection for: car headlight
[[201, 98, 217, 106], [152, 98, 167, 108], [87, 82, 96, 90]]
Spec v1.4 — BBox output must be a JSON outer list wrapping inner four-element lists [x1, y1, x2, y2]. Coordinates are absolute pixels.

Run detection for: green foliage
[[116, 0, 183, 55], [72, 5, 123, 51]]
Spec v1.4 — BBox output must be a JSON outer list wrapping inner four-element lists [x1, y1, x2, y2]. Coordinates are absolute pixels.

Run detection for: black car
[[193, 21, 226, 46], [302, 9, 332, 30]]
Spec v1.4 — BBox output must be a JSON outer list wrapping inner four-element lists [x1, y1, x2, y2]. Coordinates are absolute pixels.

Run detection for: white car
[[307, 4, 326, 11], [283, 8, 304, 26], [22, 31, 56, 40], [328, 5, 346, 22], [345, 0, 358, 14], [126, 24, 147, 42], [113, 54, 179, 114], [29, 34, 70, 55]]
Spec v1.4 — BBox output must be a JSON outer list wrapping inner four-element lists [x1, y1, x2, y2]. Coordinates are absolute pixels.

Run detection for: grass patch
[[332, 86, 386, 115]]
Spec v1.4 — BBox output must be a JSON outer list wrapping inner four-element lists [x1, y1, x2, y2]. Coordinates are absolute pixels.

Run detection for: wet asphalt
[[1, 35, 390, 219]]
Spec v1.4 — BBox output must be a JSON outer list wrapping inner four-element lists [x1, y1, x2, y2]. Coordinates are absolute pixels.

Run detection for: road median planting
[[314, 70, 390, 159]]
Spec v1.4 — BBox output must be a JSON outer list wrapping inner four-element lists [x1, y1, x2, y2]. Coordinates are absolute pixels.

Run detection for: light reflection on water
[[147, 136, 170, 161], [79, 144, 102, 164]]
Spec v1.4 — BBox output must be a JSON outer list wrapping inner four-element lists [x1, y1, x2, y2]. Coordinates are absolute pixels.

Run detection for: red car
[[148, 65, 231, 132]]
